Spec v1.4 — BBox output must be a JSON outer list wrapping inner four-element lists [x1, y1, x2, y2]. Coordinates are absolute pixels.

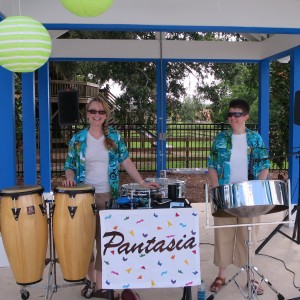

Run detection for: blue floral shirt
[[207, 128, 270, 185], [64, 126, 129, 199]]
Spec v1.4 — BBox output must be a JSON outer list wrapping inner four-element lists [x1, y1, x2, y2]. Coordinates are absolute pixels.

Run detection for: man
[[207, 99, 270, 295]]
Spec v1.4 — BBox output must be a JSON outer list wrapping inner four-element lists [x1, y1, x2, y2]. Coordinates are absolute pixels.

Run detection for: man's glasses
[[227, 112, 246, 118], [88, 109, 106, 115]]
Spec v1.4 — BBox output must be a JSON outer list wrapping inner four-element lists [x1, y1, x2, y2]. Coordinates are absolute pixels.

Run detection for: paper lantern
[[60, 0, 114, 17], [0, 16, 52, 73]]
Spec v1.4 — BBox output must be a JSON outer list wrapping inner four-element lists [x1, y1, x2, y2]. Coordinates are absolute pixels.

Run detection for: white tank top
[[230, 133, 248, 184], [85, 133, 110, 193]]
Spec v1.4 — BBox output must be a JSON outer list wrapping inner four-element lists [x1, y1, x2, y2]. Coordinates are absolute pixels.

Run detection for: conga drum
[[0, 185, 47, 285], [53, 184, 96, 282]]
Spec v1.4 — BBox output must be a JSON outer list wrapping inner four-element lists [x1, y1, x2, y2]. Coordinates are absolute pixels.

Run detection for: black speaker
[[58, 89, 79, 126]]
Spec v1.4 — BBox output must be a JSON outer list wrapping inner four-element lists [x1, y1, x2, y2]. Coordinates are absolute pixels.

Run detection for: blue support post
[[38, 63, 52, 192], [289, 47, 300, 205], [258, 60, 270, 150], [22, 72, 37, 184], [156, 59, 167, 177], [0, 67, 16, 189]]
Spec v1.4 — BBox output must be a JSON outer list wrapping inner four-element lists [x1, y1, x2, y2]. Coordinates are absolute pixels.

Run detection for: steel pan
[[145, 178, 186, 199], [121, 183, 154, 208], [211, 180, 289, 218]]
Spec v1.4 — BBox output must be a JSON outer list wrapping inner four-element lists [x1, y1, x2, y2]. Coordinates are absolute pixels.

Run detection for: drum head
[[54, 184, 95, 195], [0, 185, 44, 197]]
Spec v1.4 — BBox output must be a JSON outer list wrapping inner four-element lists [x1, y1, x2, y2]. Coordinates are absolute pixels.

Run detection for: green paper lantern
[[0, 16, 52, 73], [60, 0, 114, 17]]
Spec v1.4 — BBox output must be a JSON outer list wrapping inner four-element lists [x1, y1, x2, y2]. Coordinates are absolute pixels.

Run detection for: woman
[[62, 96, 160, 299], [207, 99, 270, 295]]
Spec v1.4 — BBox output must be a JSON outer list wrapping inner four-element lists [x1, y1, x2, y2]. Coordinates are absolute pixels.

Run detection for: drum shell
[[145, 178, 186, 199], [0, 185, 47, 285], [211, 180, 289, 218], [53, 184, 95, 282]]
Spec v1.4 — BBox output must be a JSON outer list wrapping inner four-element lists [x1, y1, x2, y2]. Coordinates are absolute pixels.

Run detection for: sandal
[[93, 289, 120, 300], [210, 277, 225, 293], [121, 289, 140, 300], [248, 280, 264, 295], [81, 280, 95, 298]]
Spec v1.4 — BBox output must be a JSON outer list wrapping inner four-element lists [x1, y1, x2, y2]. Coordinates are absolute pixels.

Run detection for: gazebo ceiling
[[1, 0, 300, 61]]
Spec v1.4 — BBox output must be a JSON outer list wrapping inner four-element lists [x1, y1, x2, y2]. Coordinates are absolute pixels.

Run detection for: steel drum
[[145, 178, 186, 199], [121, 183, 155, 208], [211, 180, 289, 218]]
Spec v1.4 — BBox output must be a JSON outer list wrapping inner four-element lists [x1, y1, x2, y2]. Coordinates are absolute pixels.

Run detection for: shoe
[[93, 289, 120, 300], [248, 280, 264, 295], [81, 280, 95, 298], [210, 277, 225, 293], [121, 289, 140, 300]]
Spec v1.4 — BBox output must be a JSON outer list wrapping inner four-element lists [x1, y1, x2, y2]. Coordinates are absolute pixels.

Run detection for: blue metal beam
[[156, 59, 167, 176], [38, 63, 52, 192], [22, 72, 37, 184], [258, 60, 270, 149], [289, 47, 300, 204], [0, 67, 16, 189]]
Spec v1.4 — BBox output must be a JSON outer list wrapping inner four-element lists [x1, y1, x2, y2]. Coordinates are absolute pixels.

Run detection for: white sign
[[100, 208, 200, 289]]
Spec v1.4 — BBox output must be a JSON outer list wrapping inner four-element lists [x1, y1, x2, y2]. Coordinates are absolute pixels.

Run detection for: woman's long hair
[[87, 96, 116, 150]]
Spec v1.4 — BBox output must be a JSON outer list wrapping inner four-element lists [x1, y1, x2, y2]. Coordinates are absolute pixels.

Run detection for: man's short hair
[[229, 99, 250, 114]]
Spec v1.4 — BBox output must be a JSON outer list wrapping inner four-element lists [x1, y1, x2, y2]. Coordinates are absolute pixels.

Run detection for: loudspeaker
[[295, 91, 300, 125], [58, 89, 79, 126]]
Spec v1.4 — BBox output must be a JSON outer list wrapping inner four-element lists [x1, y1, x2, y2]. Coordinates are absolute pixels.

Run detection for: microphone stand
[[256, 152, 300, 254]]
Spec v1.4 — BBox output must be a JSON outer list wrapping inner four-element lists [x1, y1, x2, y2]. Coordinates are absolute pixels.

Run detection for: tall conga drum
[[53, 184, 96, 282], [0, 185, 47, 285]]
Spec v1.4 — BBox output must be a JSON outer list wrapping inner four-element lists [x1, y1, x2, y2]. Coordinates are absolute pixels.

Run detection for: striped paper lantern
[[60, 0, 114, 17], [0, 16, 52, 73]]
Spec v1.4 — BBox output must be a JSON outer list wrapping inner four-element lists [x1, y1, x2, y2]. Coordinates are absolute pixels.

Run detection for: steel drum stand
[[226, 225, 284, 300], [205, 184, 289, 300]]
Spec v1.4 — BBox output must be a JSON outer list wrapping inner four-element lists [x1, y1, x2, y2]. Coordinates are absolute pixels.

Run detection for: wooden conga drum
[[53, 184, 96, 282], [0, 185, 47, 285]]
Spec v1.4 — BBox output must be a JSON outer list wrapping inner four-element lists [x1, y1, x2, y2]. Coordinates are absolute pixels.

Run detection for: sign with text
[[100, 208, 200, 289]]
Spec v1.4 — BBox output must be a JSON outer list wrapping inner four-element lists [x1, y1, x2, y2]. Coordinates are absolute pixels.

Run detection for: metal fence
[[16, 123, 286, 176]]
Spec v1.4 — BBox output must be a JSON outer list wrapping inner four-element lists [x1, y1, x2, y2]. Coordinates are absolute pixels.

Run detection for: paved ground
[[1, 203, 300, 300]]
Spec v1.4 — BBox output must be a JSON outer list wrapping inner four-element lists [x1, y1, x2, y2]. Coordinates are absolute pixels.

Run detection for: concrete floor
[[1, 203, 300, 300]]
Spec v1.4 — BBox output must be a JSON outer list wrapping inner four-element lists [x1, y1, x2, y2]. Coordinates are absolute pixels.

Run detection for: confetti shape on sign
[[126, 268, 132, 274], [167, 220, 173, 227], [151, 280, 156, 287], [184, 259, 189, 265], [176, 212, 180, 217], [138, 275, 142, 279], [129, 230, 135, 236]]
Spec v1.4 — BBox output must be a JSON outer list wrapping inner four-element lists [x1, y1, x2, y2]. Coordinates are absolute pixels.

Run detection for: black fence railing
[[16, 123, 286, 176]]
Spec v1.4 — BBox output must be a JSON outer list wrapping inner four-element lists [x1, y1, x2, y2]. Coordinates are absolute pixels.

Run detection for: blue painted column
[[22, 72, 37, 184], [289, 47, 300, 205], [0, 67, 16, 189], [38, 63, 52, 192], [156, 59, 167, 176], [258, 60, 270, 150]]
